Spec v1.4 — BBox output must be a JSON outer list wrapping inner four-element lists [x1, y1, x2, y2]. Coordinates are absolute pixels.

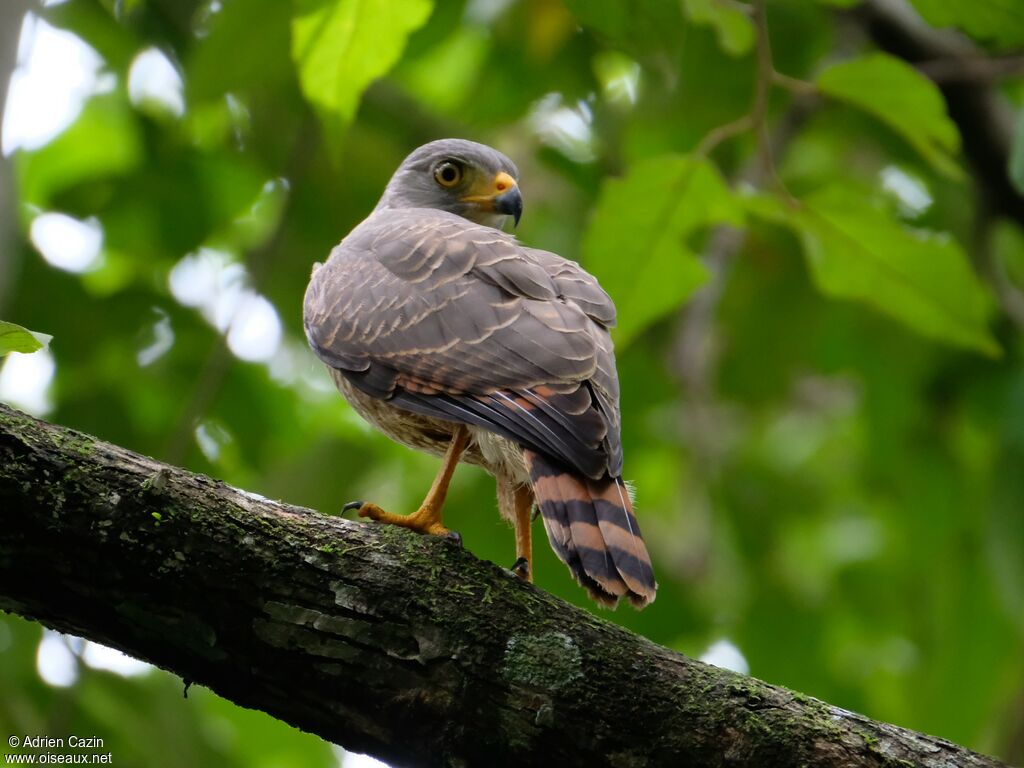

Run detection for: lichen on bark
[[0, 403, 1009, 768]]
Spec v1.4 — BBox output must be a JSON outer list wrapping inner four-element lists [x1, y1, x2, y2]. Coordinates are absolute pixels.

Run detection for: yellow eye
[[433, 161, 462, 188]]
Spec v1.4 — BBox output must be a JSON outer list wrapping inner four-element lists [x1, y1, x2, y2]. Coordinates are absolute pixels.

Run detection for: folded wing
[[303, 208, 622, 478]]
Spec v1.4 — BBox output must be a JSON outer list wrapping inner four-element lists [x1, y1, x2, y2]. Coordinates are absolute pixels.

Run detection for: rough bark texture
[[0, 403, 1008, 768]]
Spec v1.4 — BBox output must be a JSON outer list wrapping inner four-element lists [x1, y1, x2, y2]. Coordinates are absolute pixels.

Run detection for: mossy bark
[[0, 403, 1007, 768]]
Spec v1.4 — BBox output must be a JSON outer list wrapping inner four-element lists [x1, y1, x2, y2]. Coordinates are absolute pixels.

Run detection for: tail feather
[[525, 450, 656, 608]]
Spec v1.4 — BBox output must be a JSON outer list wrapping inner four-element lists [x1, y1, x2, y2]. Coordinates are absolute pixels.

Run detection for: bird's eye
[[433, 161, 462, 188]]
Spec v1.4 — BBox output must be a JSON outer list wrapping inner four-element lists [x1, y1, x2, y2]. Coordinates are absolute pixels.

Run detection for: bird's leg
[[510, 485, 534, 582], [349, 424, 469, 536]]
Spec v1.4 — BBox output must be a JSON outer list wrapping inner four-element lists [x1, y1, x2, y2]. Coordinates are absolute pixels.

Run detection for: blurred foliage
[[908, 0, 1024, 48], [815, 53, 963, 180], [1, 0, 1023, 764]]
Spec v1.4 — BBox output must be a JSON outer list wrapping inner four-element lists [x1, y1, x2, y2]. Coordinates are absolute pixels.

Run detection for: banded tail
[[525, 450, 656, 608]]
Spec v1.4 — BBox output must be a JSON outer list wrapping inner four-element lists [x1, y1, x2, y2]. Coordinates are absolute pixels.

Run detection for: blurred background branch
[[858, 0, 1024, 225]]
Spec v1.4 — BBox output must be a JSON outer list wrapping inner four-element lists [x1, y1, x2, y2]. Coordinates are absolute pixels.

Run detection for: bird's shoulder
[[320, 206, 616, 329]]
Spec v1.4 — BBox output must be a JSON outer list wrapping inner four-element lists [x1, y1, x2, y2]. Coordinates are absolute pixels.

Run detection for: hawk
[[303, 139, 656, 607]]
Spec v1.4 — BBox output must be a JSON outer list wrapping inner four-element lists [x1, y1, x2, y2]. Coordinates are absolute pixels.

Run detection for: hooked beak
[[461, 171, 523, 226], [493, 185, 523, 226]]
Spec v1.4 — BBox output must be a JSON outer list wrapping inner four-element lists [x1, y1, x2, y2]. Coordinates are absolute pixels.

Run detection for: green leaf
[[291, 0, 433, 129], [908, 0, 1024, 48], [1010, 110, 1024, 197], [752, 187, 999, 356], [0, 322, 51, 356], [681, 0, 755, 56], [583, 155, 743, 346], [816, 53, 963, 179]]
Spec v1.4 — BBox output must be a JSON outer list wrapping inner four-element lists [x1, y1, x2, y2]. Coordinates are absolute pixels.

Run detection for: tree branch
[[856, 0, 1024, 227], [0, 403, 1008, 767]]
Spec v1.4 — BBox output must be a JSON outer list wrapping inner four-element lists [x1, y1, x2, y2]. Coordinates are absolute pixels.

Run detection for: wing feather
[[304, 207, 623, 478]]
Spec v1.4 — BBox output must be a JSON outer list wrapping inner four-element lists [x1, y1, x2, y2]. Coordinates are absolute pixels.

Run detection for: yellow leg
[[511, 485, 534, 582], [349, 425, 469, 536]]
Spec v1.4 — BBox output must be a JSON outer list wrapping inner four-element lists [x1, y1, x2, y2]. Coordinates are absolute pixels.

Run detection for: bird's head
[[376, 139, 523, 228]]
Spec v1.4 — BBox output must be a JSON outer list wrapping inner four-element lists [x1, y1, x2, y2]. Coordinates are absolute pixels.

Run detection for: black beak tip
[[495, 188, 523, 227]]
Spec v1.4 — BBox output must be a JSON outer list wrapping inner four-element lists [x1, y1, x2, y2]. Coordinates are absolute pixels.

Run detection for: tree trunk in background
[[0, 403, 1009, 768], [0, 0, 33, 314]]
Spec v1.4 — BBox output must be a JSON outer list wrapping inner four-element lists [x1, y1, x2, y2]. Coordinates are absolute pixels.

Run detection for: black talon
[[445, 530, 463, 548], [342, 500, 364, 514], [511, 557, 530, 580]]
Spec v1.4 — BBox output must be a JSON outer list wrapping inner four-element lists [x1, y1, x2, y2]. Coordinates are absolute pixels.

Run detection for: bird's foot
[[511, 556, 532, 582], [343, 500, 453, 538]]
